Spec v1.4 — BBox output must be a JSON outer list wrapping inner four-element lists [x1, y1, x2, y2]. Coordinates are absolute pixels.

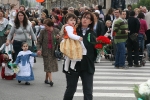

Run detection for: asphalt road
[[0, 56, 150, 100]]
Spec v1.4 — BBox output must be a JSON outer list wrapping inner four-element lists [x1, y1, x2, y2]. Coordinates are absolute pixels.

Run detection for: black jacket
[[128, 17, 140, 34], [75, 28, 97, 74], [96, 20, 105, 37], [105, 14, 115, 22], [111, 0, 126, 10]]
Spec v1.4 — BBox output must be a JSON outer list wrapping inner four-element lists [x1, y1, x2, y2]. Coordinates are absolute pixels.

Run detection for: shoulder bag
[[22, 28, 32, 47], [54, 42, 63, 59], [129, 33, 138, 41]]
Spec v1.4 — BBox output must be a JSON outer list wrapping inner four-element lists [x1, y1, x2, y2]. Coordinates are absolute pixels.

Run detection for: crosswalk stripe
[[75, 61, 150, 98], [94, 76, 150, 80], [95, 66, 150, 68], [97, 61, 150, 63], [74, 93, 135, 97], [96, 69, 150, 72], [78, 81, 142, 84], [95, 72, 150, 76], [77, 86, 133, 90]]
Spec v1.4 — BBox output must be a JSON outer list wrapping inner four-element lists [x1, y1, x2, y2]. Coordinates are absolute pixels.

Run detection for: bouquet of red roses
[[95, 36, 111, 49]]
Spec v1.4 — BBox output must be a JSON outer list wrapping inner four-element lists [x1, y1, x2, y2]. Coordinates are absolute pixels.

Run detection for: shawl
[[0, 18, 8, 31]]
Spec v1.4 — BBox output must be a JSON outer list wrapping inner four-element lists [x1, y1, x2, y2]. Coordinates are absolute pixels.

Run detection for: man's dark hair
[[43, 9, 49, 17], [98, 5, 103, 10], [128, 5, 132, 8], [129, 11, 135, 17], [74, 10, 80, 17]]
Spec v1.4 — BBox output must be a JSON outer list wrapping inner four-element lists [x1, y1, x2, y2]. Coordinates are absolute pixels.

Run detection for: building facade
[[0, 0, 20, 9]]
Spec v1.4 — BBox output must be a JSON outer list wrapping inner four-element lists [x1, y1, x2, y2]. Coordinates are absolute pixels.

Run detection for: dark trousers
[[63, 70, 93, 100], [145, 30, 150, 48], [13, 40, 23, 62], [127, 39, 139, 65]]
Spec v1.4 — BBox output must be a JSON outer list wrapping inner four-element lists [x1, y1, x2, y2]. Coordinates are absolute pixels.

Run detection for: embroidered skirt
[[60, 38, 82, 60]]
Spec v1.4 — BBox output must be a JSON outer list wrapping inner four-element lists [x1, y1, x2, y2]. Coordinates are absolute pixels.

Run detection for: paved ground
[[0, 55, 150, 100]]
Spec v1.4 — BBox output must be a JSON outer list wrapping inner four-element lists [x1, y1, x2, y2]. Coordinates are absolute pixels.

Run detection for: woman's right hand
[[6, 40, 10, 46], [37, 50, 42, 56]]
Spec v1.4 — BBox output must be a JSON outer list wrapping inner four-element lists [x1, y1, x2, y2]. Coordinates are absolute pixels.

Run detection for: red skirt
[[1, 67, 16, 80]]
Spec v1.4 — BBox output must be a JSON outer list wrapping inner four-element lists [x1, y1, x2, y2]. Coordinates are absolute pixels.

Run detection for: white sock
[[64, 57, 70, 71], [70, 61, 76, 70]]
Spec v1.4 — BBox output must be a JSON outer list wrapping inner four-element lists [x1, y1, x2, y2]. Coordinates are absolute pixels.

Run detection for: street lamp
[[60, 0, 61, 9]]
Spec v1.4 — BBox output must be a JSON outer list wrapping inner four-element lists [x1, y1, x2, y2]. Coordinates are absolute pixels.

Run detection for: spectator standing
[[145, 10, 150, 60], [113, 11, 129, 69], [105, 8, 115, 22], [137, 12, 148, 52], [127, 11, 141, 67], [95, 5, 104, 21]]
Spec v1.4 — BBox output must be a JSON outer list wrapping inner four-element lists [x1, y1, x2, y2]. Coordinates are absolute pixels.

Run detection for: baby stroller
[[129, 36, 146, 66], [131, 50, 146, 66], [104, 44, 115, 61]]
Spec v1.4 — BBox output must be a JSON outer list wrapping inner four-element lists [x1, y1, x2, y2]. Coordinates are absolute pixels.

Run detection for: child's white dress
[[15, 50, 37, 81]]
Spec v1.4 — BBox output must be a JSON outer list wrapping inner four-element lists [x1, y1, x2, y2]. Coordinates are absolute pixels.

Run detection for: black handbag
[[129, 33, 138, 41], [54, 44, 63, 59]]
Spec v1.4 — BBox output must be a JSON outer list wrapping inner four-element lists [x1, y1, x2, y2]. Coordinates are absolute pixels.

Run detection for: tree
[[132, 0, 150, 10]]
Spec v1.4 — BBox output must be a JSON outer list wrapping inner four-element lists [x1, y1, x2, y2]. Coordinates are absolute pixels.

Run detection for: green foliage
[[132, 0, 150, 10]]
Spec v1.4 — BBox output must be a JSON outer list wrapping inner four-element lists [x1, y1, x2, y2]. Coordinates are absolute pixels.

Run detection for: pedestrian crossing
[[74, 60, 150, 100]]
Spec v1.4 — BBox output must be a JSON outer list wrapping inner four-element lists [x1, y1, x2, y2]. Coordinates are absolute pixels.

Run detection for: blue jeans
[[138, 33, 144, 52], [146, 43, 150, 58], [115, 42, 126, 67]]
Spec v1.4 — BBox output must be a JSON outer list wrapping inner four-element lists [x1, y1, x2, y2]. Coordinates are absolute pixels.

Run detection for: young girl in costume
[[1, 53, 16, 80], [15, 42, 37, 85], [60, 13, 86, 74]]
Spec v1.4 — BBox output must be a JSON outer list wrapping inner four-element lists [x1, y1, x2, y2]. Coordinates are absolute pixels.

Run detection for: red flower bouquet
[[95, 36, 111, 50], [96, 36, 111, 44]]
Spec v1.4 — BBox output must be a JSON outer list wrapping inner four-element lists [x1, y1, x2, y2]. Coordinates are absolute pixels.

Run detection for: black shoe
[[134, 64, 141, 67], [44, 80, 50, 84], [128, 65, 133, 67], [69, 68, 77, 73], [18, 80, 21, 83], [63, 70, 71, 75], [25, 82, 30, 85], [49, 81, 53, 87]]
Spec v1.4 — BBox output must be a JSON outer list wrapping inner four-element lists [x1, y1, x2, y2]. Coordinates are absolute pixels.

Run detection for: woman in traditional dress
[[15, 42, 37, 85], [0, 10, 9, 47], [37, 18, 60, 87]]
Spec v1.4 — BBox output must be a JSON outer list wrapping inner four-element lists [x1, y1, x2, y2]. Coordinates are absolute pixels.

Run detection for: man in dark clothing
[[127, 11, 141, 67]]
